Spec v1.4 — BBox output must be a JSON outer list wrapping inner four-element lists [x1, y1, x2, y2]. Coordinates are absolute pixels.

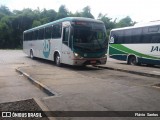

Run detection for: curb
[[96, 65, 160, 78], [16, 68, 55, 96]]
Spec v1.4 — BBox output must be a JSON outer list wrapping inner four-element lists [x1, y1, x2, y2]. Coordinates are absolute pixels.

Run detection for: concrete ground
[[0, 50, 48, 103], [17, 59, 160, 120], [1, 50, 160, 120], [99, 57, 160, 77]]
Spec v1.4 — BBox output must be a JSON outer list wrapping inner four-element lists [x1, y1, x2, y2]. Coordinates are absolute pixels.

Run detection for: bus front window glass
[[73, 24, 106, 51]]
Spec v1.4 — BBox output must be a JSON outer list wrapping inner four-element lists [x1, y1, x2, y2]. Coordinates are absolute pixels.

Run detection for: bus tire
[[30, 50, 34, 59], [128, 56, 137, 65], [55, 53, 61, 67]]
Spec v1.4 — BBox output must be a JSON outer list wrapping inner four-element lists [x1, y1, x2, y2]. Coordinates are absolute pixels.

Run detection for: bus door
[[61, 26, 71, 64]]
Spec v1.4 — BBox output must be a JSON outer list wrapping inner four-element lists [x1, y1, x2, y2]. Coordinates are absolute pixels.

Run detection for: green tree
[[56, 5, 68, 19], [42, 9, 57, 22], [13, 10, 22, 15], [10, 9, 35, 48], [0, 5, 137, 49], [98, 13, 116, 39], [32, 20, 41, 27], [0, 13, 5, 20], [116, 16, 135, 28], [73, 11, 82, 17], [0, 5, 11, 15], [81, 6, 94, 18], [0, 20, 13, 48], [98, 13, 115, 30]]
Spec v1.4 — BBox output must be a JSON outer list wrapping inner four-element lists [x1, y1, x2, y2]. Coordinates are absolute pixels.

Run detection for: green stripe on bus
[[110, 44, 160, 60], [109, 46, 127, 55]]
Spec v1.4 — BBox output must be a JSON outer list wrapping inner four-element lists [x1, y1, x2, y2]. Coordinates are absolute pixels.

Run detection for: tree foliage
[[81, 6, 94, 18], [98, 13, 116, 38], [0, 5, 135, 49], [115, 16, 136, 28], [56, 5, 68, 19]]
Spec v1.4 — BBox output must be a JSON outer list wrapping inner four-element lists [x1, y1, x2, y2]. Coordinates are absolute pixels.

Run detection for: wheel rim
[[30, 51, 33, 59], [56, 55, 60, 65], [130, 57, 136, 65]]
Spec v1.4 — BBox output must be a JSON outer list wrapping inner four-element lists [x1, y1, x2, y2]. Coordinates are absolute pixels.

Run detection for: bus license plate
[[90, 61, 96, 64]]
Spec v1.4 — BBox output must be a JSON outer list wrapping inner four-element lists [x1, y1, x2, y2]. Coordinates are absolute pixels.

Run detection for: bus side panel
[[23, 40, 43, 58], [138, 57, 160, 65], [49, 39, 62, 61], [35, 40, 43, 58], [109, 54, 127, 61], [23, 41, 29, 55], [36, 39, 62, 61], [123, 44, 160, 59], [61, 43, 74, 65], [109, 44, 127, 61], [109, 43, 160, 64], [23, 41, 35, 57]]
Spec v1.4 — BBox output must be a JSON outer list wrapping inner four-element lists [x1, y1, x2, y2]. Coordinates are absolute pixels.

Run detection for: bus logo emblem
[[43, 40, 51, 58], [151, 46, 160, 52]]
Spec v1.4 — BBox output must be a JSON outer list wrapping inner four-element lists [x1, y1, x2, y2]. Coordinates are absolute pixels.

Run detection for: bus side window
[[26, 33, 29, 41], [124, 29, 132, 43], [151, 33, 160, 43], [132, 28, 142, 43], [63, 27, 69, 46], [38, 28, 44, 40], [148, 26, 160, 43], [28, 32, 33, 41], [45, 26, 52, 39], [117, 30, 124, 44], [32, 30, 38, 40], [142, 27, 150, 43], [148, 26, 159, 32], [52, 24, 62, 39]]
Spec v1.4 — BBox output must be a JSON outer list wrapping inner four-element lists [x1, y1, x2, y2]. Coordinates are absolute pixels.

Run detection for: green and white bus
[[23, 17, 108, 66], [109, 21, 160, 65]]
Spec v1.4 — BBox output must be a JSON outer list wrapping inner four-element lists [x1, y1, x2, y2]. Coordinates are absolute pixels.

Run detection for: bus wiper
[[95, 39, 103, 49]]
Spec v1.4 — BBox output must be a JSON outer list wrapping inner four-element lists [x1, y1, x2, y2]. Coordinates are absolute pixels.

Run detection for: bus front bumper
[[72, 57, 107, 66]]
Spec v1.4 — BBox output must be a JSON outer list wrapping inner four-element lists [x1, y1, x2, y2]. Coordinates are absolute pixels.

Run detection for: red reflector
[[90, 61, 96, 64]]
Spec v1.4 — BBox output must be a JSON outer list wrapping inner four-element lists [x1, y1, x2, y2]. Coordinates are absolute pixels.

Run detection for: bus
[[109, 21, 160, 65], [23, 17, 108, 66]]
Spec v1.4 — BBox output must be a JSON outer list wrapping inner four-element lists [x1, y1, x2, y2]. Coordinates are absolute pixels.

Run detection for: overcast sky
[[1, 0, 160, 23]]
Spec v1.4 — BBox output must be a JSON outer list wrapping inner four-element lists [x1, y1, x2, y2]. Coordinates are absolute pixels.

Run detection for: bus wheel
[[55, 54, 61, 67], [30, 50, 34, 59], [128, 56, 137, 65]]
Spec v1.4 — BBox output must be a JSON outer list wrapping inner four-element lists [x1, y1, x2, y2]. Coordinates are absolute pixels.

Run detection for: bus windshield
[[73, 24, 107, 51]]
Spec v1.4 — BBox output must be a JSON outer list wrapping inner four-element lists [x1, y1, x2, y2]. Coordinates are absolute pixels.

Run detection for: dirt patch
[[0, 98, 48, 120]]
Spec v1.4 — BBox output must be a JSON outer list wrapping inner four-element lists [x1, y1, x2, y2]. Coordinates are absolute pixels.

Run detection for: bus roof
[[24, 17, 103, 33], [111, 21, 160, 32], [134, 20, 160, 27]]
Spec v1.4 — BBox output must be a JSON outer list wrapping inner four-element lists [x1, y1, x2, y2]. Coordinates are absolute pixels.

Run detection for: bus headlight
[[74, 53, 82, 58], [74, 53, 79, 57]]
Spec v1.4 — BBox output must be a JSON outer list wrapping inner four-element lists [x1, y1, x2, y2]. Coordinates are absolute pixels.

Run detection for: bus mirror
[[110, 37, 114, 43]]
